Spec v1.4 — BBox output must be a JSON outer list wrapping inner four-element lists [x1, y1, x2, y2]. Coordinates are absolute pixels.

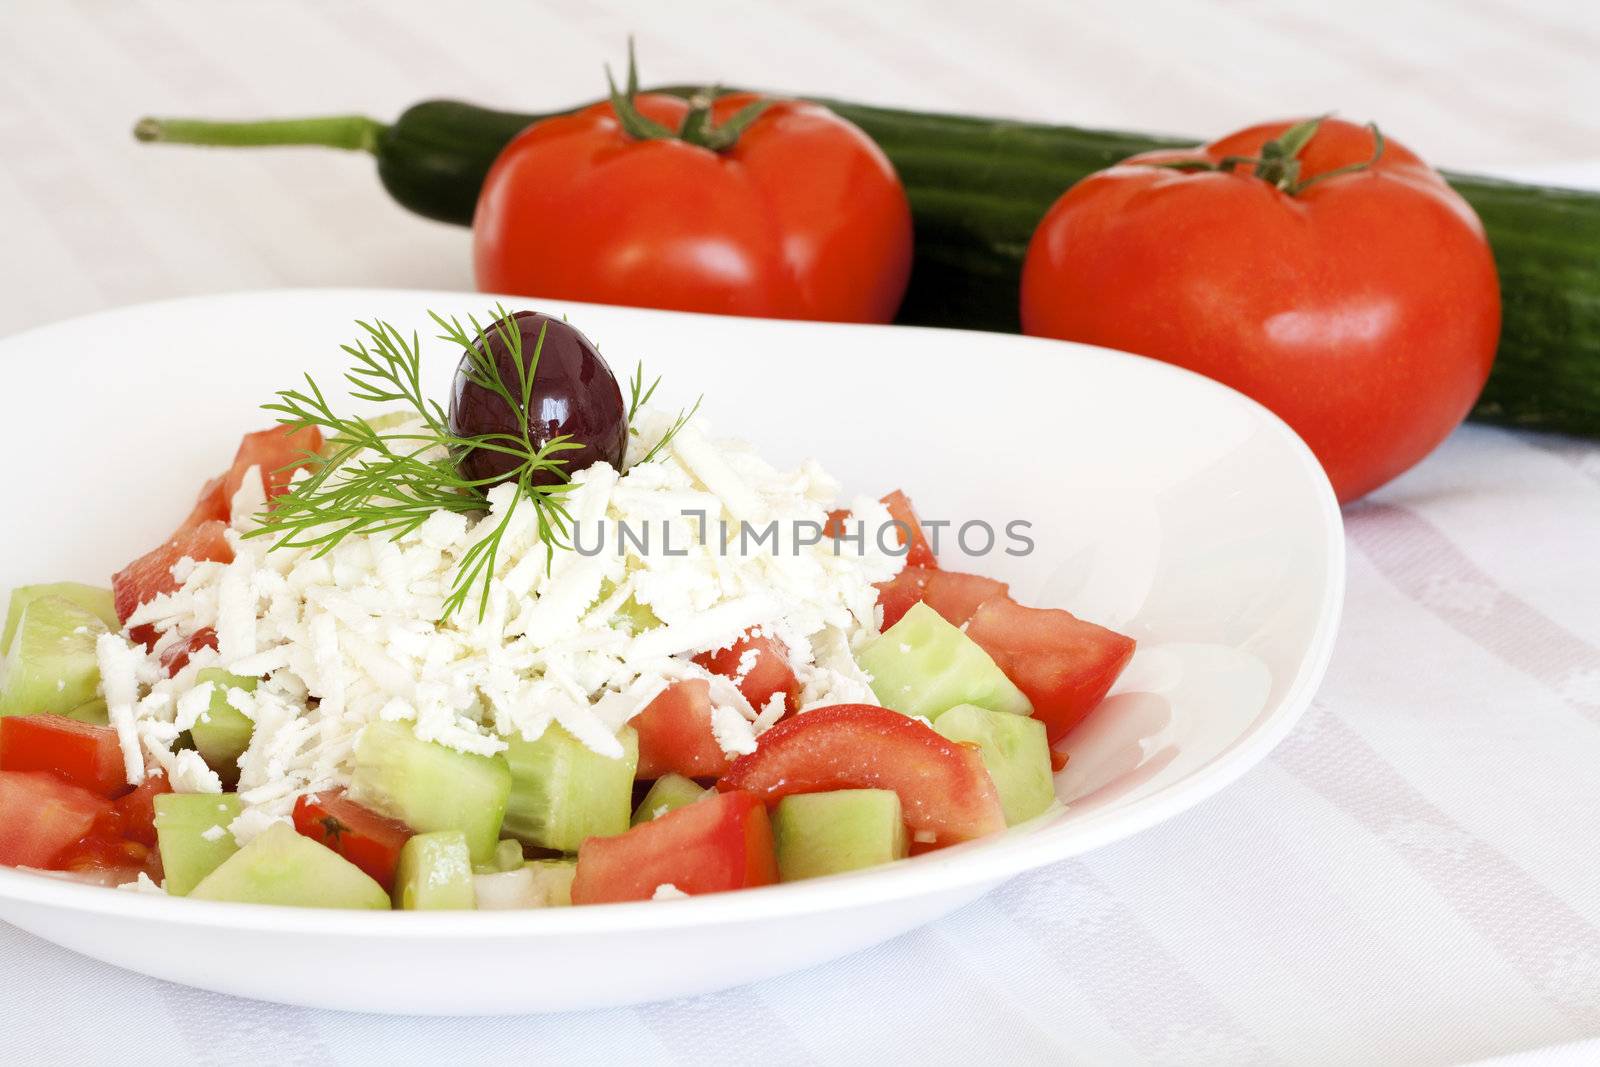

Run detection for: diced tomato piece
[[633, 680, 730, 780], [292, 788, 412, 892], [875, 567, 932, 630], [571, 790, 777, 904], [693, 631, 800, 718], [181, 475, 231, 533], [159, 628, 217, 676], [113, 519, 233, 640], [0, 770, 114, 868], [1050, 750, 1070, 773], [112, 772, 172, 847], [0, 714, 128, 798], [55, 816, 158, 881], [224, 425, 323, 505], [881, 489, 937, 569], [965, 597, 1136, 743], [920, 570, 1009, 626], [828, 492, 938, 569], [875, 567, 1009, 631], [51, 772, 169, 880], [718, 704, 1006, 845]]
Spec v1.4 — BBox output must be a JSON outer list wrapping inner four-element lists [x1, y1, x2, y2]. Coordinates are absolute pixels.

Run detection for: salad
[[0, 309, 1135, 910]]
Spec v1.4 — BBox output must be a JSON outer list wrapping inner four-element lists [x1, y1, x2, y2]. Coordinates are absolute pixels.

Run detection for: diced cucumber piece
[[933, 704, 1056, 826], [153, 793, 244, 896], [66, 698, 110, 726], [0, 596, 110, 718], [502, 724, 638, 852], [348, 720, 511, 865], [773, 789, 909, 882], [474, 838, 526, 875], [189, 822, 389, 909], [190, 668, 258, 778], [631, 773, 709, 826], [857, 602, 1031, 720], [393, 830, 476, 910], [3, 583, 118, 655], [526, 858, 577, 907]]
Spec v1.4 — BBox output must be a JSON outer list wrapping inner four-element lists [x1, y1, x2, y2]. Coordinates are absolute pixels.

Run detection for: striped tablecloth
[[3, 2, 1597, 1063]]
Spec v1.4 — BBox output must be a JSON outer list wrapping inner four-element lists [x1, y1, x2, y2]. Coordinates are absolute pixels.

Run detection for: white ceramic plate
[[0, 289, 1343, 1014]]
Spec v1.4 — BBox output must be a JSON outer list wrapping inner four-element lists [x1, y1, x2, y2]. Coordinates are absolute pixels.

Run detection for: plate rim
[[0, 287, 1346, 937]]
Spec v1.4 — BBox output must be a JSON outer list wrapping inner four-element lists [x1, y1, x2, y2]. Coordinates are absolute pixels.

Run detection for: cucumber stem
[[132, 115, 384, 153]]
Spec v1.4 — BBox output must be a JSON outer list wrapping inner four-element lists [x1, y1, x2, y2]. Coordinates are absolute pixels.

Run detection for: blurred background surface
[[1, 0, 1595, 335]]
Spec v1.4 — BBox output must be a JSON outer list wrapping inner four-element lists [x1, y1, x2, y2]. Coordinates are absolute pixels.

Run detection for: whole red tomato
[[474, 89, 912, 323], [1020, 118, 1500, 502]]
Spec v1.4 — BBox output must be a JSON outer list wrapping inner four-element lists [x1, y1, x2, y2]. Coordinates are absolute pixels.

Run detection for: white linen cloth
[[2, 2, 1597, 1063]]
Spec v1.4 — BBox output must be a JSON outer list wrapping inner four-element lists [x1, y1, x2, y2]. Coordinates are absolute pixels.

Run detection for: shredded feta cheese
[[228, 465, 267, 531], [105, 410, 900, 835], [709, 703, 758, 758], [652, 883, 689, 900], [117, 872, 166, 894]]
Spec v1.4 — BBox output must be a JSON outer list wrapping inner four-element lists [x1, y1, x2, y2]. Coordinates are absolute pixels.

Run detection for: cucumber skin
[[375, 94, 1600, 439]]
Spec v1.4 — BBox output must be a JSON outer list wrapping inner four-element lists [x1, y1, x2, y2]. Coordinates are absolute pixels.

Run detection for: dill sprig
[[626, 363, 704, 466], [250, 307, 691, 621]]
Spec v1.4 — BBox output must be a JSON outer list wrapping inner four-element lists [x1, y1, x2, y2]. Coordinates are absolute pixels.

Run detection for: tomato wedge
[[0, 714, 127, 798], [113, 519, 233, 646], [632, 680, 729, 780], [875, 567, 932, 630], [881, 490, 937, 569], [827, 490, 937, 569], [114, 424, 320, 644], [964, 598, 1136, 743], [920, 570, 1009, 626], [570, 789, 777, 904], [224, 425, 323, 504], [112, 772, 172, 847], [292, 788, 413, 892], [181, 475, 230, 533], [876, 567, 1009, 630], [0, 770, 113, 868], [693, 631, 800, 717], [55, 819, 156, 880], [718, 704, 1006, 844]]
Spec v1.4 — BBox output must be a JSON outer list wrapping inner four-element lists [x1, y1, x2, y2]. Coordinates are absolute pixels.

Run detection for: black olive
[[448, 311, 627, 487]]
